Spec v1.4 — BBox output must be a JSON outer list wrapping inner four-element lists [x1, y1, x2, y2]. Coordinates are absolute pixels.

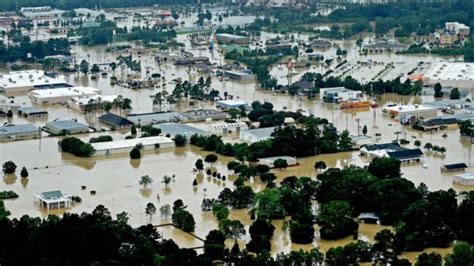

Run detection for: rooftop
[[216, 99, 248, 107], [387, 149, 424, 159], [68, 94, 119, 105], [423, 99, 471, 108], [40, 190, 64, 200], [0, 70, 68, 90], [443, 163, 468, 170], [0, 123, 38, 135], [127, 112, 187, 124], [216, 33, 248, 39], [455, 172, 474, 180], [18, 106, 48, 115], [385, 104, 436, 113], [154, 123, 209, 138], [30, 86, 101, 99], [424, 62, 474, 82], [99, 113, 134, 127], [241, 127, 276, 139], [363, 143, 403, 152], [46, 120, 89, 130], [91, 136, 174, 151]]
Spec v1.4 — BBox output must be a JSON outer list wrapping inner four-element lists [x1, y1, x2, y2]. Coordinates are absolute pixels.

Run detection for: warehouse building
[[17, 106, 48, 118], [30, 86, 101, 104], [99, 113, 134, 129], [180, 109, 227, 122], [384, 104, 438, 124], [154, 123, 209, 138], [91, 136, 175, 156], [423, 62, 474, 89], [0, 70, 70, 93], [454, 173, 474, 186], [127, 112, 187, 126], [45, 120, 90, 135], [0, 123, 40, 141]]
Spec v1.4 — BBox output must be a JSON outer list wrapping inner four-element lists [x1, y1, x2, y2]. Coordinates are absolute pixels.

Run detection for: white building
[[67, 95, 119, 110], [320, 87, 362, 103], [258, 156, 297, 168], [30, 86, 101, 104], [216, 99, 249, 109], [91, 136, 175, 156], [445, 22, 470, 37], [0, 70, 70, 93], [454, 173, 474, 186], [240, 127, 276, 143], [384, 104, 438, 124], [34, 190, 71, 210], [423, 62, 474, 89]]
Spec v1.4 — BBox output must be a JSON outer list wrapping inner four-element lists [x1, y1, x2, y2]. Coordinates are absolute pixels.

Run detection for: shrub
[[2, 161, 17, 174], [129, 147, 141, 159], [60, 137, 95, 157]]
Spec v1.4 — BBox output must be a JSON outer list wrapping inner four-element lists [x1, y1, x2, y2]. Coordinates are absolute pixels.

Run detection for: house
[[360, 143, 405, 157], [441, 163, 468, 173], [45, 120, 89, 135], [99, 113, 134, 129], [90, 136, 175, 156], [320, 87, 362, 103], [34, 190, 71, 210], [17, 106, 48, 118], [0, 123, 40, 141], [357, 212, 380, 224], [454, 172, 474, 186], [240, 127, 276, 143], [387, 148, 424, 163]]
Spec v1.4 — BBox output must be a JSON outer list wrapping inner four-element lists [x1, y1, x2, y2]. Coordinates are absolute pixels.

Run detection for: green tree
[[252, 188, 286, 220], [204, 153, 218, 165], [162, 175, 172, 187], [424, 142, 433, 151], [139, 175, 153, 188], [145, 202, 156, 220], [228, 108, 240, 120], [416, 252, 442, 266], [219, 219, 246, 239], [434, 83, 443, 98], [131, 125, 137, 135], [20, 167, 28, 178], [172, 209, 195, 233], [79, 60, 89, 75], [246, 219, 275, 254], [130, 147, 141, 159], [314, 160, 327, 171], [316, 200, 358, 240], [414, 140, 421, 147], [160, 204, 171, 219], [204, 230, 226, 260], [450, 88, 460, 99], [338, 129, 353, 151], [445, 241, 474, 266], [273, 158, 288, 170], [460, 120, 473, 136], [91, 64, 100, 73], [2, 161, 17, 174], [212, 203, 229, 221], [367, 157, 401, 179], [362, 125, 368, 135], [195, 159, 204, 172], [174, 134, 187, 147]]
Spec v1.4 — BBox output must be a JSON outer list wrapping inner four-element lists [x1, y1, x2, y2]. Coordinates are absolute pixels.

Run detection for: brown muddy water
[[0, 31, 469, 261]]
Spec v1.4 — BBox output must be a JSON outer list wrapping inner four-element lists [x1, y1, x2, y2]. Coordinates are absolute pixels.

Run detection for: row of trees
[[0, 38, 70, 63]]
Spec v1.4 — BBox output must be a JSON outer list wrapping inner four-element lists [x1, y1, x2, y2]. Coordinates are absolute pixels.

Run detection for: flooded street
[[1, 14, 471, 261]]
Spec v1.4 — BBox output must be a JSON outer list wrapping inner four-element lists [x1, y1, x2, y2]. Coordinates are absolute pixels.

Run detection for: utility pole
[[355, 118, 360, 136]]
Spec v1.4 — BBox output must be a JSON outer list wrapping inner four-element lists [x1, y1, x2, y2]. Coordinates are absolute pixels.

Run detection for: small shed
[[441, 163, 468, 172], [34, 190, 71, 210], [17, 106, 48, 118]]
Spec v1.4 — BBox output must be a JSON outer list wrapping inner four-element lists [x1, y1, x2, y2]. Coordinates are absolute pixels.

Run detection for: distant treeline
[[0, 0, 218, 11]]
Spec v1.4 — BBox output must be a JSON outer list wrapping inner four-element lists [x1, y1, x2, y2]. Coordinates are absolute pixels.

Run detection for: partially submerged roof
[[18, 106, 48, 115], [443, 163, 468, 170], [0, 123, 38, 135], [387, 149, 424, 159], [363, 143, 403, 152], [41, 190, 64, 200], [46, 120, 89, 130], [99, 113, 134, 127]]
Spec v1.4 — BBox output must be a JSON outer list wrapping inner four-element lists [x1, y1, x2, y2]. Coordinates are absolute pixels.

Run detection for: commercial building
[[216, 33, 250, 45], [91, 136, 175, 156], [45, 120, 90, 135], [423, 62, 474, 89], [224, 70, 254, 81], [240, 127, 276, 143], [387, 149, 424, 163], [418, 117, 459, 131], [154, 123, 209, 138], [454, 172, 474, 186], [0, 70, 70, 93], [99, 113, 134, 129], [212, 121, 248, 134], [67, 95, 119, 111], [384, 104, 438, 124], [320, 87, 362, 103], [423, 99, 471, 110], [0, 123, 40, 141], [17, 106, 48, 118], [180, 109, 227, 122], [30, 86, 101, 104], [127, 112, 187, 126]]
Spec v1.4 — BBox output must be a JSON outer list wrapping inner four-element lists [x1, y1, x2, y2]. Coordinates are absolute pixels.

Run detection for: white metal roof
[[91, 136, 174, 151], [424, 62, 474, 82], [0, 70, 66, 89], [30, 86, 101, 99], [455, 172, 474, 180]]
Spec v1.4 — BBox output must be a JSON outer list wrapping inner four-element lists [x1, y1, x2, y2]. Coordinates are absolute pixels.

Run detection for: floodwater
[[0, 13, 470, 261]]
